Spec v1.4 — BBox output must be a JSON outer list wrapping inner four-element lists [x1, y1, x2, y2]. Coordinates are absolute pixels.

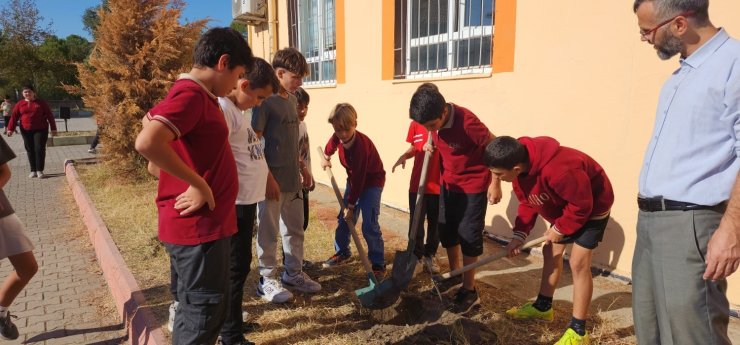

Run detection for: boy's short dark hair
[[272, 47, 309, 77], [247, 58, 278, 91], [295, 87, 310, 106], [22, 85, 35, 92], [409, 84, 446, 124], [193, 27, 254, 71], [484, 136, 529, 170]]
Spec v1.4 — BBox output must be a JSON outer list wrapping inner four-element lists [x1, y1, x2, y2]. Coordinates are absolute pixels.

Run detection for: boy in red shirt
[[392, 118, 442, 274], [320, 103, 387, 280], [409, 85, 501, 313], [135, 27, 253, 345], [485, 136, 613, 345]]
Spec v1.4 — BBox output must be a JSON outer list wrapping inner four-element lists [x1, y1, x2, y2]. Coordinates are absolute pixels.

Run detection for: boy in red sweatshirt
[[484, 136, 613, 345], [320, 103, 386, 280], [409, 85, 501, 314]]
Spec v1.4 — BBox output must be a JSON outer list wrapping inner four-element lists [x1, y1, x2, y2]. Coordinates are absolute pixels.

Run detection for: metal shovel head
[[357, 276, 403, 310], [390, 249, 418, 290]]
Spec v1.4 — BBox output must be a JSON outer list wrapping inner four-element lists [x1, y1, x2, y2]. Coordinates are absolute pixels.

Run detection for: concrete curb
[[64, 159, 167, 345]]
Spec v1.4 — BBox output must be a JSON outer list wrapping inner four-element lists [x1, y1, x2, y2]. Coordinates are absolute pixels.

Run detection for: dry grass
[[77, 163, 636, 345]]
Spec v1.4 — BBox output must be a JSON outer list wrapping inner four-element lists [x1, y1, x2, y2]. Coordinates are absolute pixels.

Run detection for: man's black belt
[[637, 196, 727, 213]]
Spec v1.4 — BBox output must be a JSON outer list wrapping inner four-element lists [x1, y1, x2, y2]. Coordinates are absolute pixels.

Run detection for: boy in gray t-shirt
[[252, 48, 320, 303]]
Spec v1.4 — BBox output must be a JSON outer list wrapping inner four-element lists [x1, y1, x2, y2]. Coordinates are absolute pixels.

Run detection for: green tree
[[0, 0, 50, 96], [74, 0, 206, 176], [82, 0, 109, 38]]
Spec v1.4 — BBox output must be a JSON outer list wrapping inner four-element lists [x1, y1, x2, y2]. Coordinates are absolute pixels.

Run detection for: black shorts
[[438, 185, 487, 257], [557, 216, 609, 249]]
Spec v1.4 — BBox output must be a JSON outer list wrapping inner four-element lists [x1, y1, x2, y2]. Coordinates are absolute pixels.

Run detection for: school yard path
[[0, 117, 126, 344]]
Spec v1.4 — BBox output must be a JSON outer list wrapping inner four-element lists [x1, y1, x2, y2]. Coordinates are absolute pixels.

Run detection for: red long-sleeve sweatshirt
[[8, 99, 56, 132], [512, 136, 614, 241], [324, 131, 385, 205]]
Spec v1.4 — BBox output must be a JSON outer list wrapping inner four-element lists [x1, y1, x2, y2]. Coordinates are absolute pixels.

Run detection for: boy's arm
[[147, 161, 160, 178], [42, 101, 57, 134], [135, 119, 214, 215], [251, 104, 267, 138], [6, 104, 19, 135], [547, 170, 594, 242], [321, 135, 341, 169], [506, 201, 540, 257], [485, 133, 502, 204], [265, 170, 280, 200], [392, 144, 416, 173]]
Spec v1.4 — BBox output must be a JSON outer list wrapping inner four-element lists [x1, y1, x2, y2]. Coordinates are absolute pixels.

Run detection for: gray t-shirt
[[252, 93, 301, 193], [0, 136, 16, 218]]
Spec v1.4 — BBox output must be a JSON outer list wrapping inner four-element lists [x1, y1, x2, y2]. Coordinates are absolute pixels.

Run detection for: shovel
[[316, 147, 381, 306], [431, 236, 547, 286], [364, 135, 434, 309]]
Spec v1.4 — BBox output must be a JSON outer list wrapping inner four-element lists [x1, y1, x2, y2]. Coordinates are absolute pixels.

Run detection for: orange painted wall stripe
[[335, 0, 346, 83], [381, 0, 395, 80], [492, 0, 516, 73]]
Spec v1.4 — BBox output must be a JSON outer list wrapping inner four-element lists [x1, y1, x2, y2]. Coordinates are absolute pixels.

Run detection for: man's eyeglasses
[[639, 11, 694, 41]]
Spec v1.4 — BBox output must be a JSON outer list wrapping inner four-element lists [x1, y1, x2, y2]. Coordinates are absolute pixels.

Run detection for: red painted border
[[64, 160, 166, 345]]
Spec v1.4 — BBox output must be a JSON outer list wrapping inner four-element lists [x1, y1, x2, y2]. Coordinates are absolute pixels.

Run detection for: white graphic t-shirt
[[219, 97, 268, 205]]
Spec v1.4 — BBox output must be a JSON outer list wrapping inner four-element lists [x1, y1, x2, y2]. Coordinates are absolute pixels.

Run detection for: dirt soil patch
[[77, 163, 637, 344]]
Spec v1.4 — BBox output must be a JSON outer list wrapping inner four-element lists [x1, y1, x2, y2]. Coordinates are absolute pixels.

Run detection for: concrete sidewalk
[[0, 117, 125, 344]]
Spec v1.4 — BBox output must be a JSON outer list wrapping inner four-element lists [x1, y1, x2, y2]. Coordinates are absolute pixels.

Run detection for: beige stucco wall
[[247, 0, 740, 305]]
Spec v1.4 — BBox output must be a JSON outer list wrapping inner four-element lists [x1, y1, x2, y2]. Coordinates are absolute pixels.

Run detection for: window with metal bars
[[288, 0, 337, 85], [394, 0, 494, 79]]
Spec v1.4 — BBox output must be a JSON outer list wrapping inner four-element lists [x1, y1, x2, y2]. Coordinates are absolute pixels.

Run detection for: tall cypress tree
[[75, 0, 206, 176]]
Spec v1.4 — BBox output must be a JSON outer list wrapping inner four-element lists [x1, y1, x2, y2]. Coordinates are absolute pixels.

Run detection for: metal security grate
[[396, 0, 494, 79], [289, 0, 337, 85]]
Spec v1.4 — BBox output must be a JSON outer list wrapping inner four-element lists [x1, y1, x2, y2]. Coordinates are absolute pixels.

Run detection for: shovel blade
[[389, 249, 418, 290]]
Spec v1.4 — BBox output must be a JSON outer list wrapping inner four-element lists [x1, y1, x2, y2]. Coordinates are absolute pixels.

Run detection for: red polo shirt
[[148, 76, 238, 245], [433, 104, 492, 193], [406, 121, 441, 194], [8, 99, 56, 132]]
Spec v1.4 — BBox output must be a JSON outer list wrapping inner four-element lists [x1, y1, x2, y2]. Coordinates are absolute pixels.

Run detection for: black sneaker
[[302, 259, 313, 269], [449, 287, 480, 314], [0, 312, 19, 340], [433, 275, 463, 295]]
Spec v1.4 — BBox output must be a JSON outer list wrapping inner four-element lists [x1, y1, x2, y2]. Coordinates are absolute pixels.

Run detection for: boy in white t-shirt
[[216, 57, 276, 345]]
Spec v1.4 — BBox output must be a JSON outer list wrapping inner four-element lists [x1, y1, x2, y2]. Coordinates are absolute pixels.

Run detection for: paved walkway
[[0, 117, 126, 344]]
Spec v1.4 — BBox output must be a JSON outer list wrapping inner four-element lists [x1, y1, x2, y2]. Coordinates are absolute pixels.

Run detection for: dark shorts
[[438, 185, 487, 257], [557, 215, 609, 250]]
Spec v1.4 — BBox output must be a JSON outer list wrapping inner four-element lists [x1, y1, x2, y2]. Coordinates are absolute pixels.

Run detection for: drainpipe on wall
[[268, 0, 278, 58]]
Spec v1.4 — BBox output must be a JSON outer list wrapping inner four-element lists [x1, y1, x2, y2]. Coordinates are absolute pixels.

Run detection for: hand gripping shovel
[[368, 135, 434, 309], [317, 147, 381, 307], [432, 236, 547, 287]]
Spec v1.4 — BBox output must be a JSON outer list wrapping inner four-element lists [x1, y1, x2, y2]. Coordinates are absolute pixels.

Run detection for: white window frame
[[405, 0, 494, 79], [296, 0, 337, 86]]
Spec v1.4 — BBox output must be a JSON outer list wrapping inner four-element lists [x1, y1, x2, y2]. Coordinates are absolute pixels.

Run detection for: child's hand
[[301, 170, 314, 189], [344, 206, 355, 225], [392, 154, 407, 173], [423, 143, 435, 153], [174, 180, 214, 215], [266, 175, 281, 201], [544, 227, 564, 244], [488, 178, 502, 204], [506, 238, 524, 257], [320, 155, 332, 170]]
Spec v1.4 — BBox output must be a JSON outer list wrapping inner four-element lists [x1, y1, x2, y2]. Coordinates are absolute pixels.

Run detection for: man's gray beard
[[656, 31, 684, 60]]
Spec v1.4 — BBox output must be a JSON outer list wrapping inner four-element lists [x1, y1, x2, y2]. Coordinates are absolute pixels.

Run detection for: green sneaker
[[554, 328, 590, 345], [505, 302, 554, 322]]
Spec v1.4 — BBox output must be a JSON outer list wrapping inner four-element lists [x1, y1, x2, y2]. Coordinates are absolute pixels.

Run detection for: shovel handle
[[437, 236, 547, 281], [407, 134, 433, 242], [317, 147, 379, 285]]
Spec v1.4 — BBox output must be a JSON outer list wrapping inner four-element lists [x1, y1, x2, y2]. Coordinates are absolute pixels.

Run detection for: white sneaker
[[36, 171, 45, 179], [28, 171, 36, 178], [257, 276, 293, 303], [167, 301, 178, 332], [423, 255, 441, 274], [281, 270, 322, 293]]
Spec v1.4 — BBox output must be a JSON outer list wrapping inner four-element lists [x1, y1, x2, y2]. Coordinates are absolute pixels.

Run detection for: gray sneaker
[[281, 271, 321, 293], [423, 255, 441, 274], [0, 312, 19, 340]]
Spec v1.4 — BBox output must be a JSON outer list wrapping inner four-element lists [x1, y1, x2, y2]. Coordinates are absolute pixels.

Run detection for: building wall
[[246, 0, 740, 305]]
